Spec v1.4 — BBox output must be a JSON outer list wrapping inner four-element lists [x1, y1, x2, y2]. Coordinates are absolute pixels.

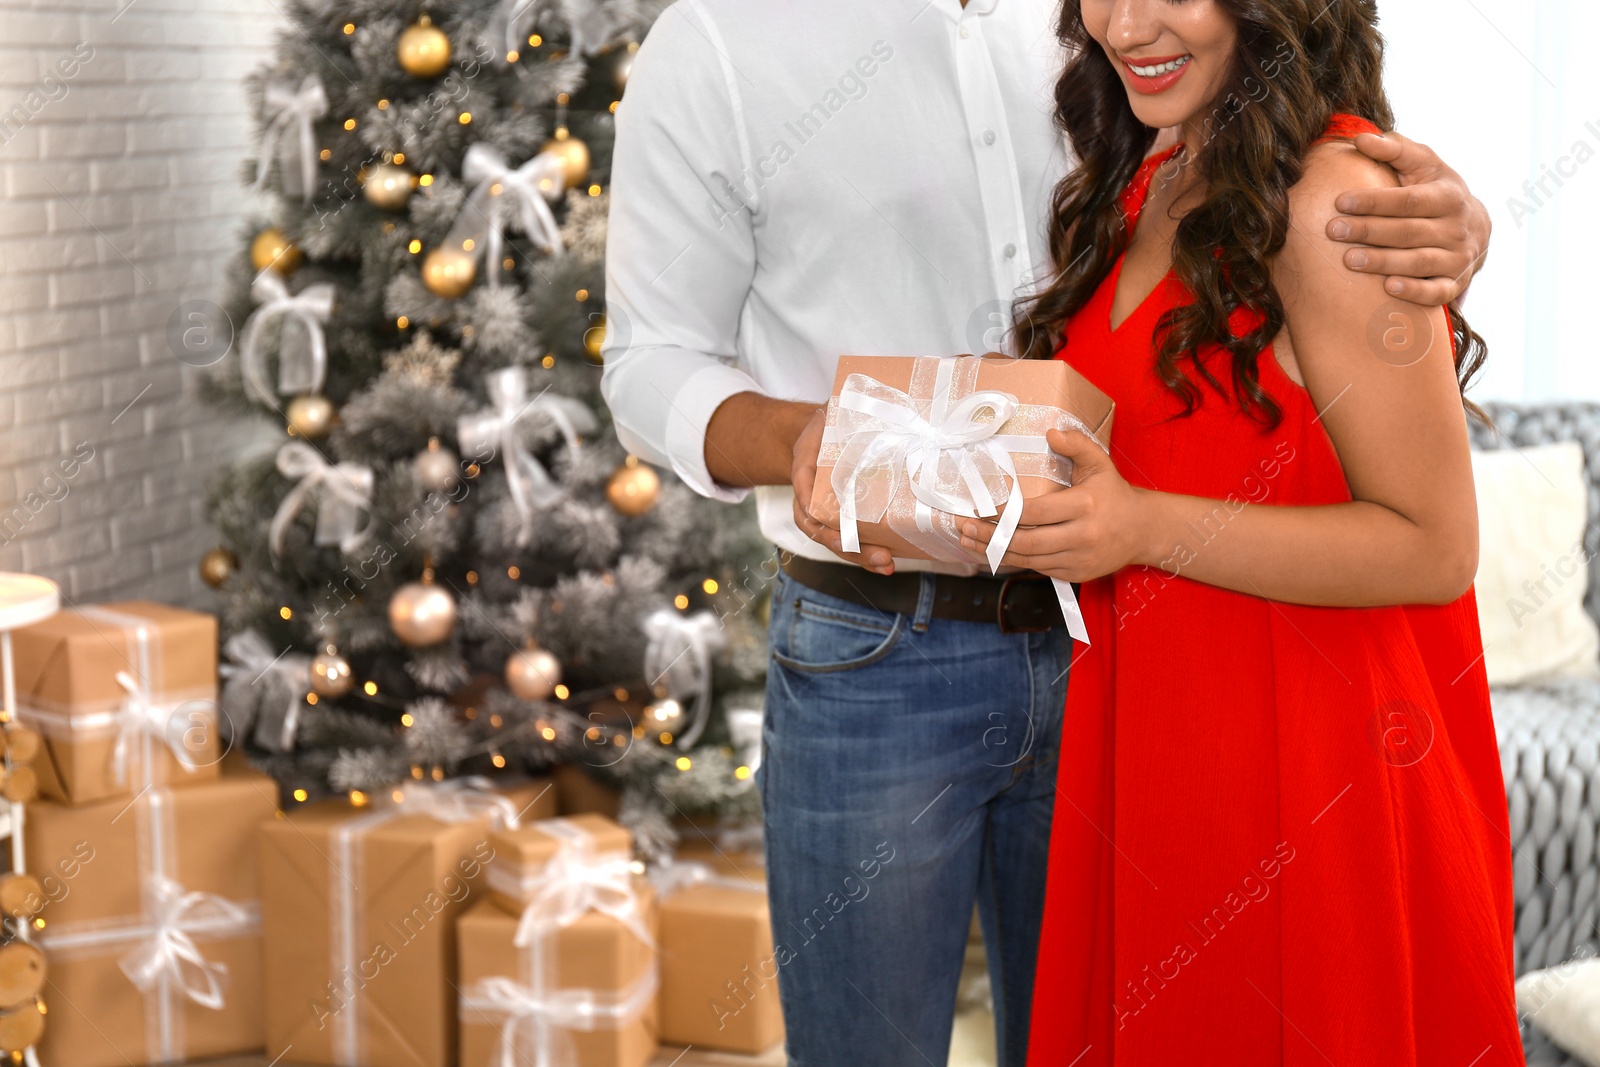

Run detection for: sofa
[[1469, 403, 1600, 1067]]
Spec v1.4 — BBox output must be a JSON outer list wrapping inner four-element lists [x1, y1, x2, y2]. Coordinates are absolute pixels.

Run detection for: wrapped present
[[24, 769, 279, 1067], [809, 354, 1114, 643], [651, 860, 781, 1054], [10, 602, 222, 805], [258, 776, 548, 1067], [461, 814, 657, 1067]]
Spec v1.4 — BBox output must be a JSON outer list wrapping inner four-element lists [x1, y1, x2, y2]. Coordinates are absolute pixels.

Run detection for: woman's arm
[[961, 145, 1480, 608]]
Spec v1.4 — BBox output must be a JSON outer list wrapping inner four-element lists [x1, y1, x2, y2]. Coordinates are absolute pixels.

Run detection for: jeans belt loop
[[911, 572, 937, 634]]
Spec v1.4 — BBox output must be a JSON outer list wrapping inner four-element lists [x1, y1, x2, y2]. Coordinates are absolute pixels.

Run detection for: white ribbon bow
[[240, 271, 336, 407], [118, 876, 255, 1011], [459, 144, 566, 284], [642, 610, 725, 750], [110, 670, 203, 786], [833, 378, 1024, 572], [219, 630, 311, 752], [269, 442, 374, 558], [253, 75, 328, 202], [398, 776, 524, 831], [511, 847, 653, 950], [457, 368, 594, 545], [461, 970, 660, 1067]]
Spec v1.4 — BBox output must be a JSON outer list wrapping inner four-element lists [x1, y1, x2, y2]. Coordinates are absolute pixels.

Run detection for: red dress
[[1027, 116, 1522, 1065]]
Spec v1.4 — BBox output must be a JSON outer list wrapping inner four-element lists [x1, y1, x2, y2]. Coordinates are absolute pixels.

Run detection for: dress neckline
[[1107, 143, 1185, 335]]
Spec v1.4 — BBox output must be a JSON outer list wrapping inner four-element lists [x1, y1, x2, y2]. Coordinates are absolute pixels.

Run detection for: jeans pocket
[[771, 588, 906, 674]]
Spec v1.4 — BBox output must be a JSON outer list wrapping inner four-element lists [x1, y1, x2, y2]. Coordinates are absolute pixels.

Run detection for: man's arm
[[599, 4, 763, 502], [1330, 131, 1490, 306]]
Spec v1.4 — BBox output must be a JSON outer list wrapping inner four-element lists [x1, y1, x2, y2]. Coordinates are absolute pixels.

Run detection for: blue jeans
[[759, 569, 1071, 1067]]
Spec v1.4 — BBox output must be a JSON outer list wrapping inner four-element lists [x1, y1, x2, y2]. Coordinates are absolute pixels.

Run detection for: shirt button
[[1003, 243, 1017, 258], [959, 25, 970, 38], [983, 130, 996, 145]]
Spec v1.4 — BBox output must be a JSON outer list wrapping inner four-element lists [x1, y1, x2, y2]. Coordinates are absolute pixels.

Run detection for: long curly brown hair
[[1013, 0, 1486, 426]]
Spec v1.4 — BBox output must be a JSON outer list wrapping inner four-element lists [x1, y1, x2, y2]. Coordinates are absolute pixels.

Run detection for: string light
[[675, 756, 692, 771], [292, 788, 308, 802], [458, 111, 473, 125], [528, 34, 542, 46], [431, 765, 444, 781], [491, 752, 506, 767], [364, 681, 378, 696], [575, 288, 589, 301], [392, 789, 405, 803], [397, 316, 410, 329], [541, 354, 555, 369], [343, 22, 355, 34], [343, 118, 357, 131], [408, 239, 422, 253], [541, 726, 556, 741], [319, 148, 331, 160], [673, 594, 689, 610], [507, 565, 521, 579], [506, 50, 520, 62], [588, 184, 602, 196], [660, 732, 673, 745], [490, 713, 504, 728], [553, 684, 569, 700], [401, 712, 415, 727], [609, 101, 620, 114], [377, 98, 389, 110], [412, 765, 425, 779], [702, 578, 719, 594], [419, 174, 434, 187], [350, 790, 368, 806], [279, 606, 293, 620], [393, 152, 405, 164], [613, 687, 629, 701], [306, 693, 319, 706], [734, 766, 752, 780]]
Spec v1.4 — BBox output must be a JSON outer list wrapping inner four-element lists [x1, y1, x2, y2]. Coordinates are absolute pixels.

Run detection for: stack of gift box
[[10, 602, 278, 1067], [9, 599, 786, 1066]]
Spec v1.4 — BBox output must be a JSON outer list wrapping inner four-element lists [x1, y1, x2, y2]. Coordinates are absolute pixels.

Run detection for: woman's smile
[[1118, 51, 1193, 94]]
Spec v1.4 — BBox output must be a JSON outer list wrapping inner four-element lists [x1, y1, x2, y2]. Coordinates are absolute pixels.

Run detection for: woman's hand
[[959, 428, 1152, 582]]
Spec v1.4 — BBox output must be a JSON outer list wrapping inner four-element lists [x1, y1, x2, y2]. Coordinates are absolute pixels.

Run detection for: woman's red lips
[[1119, 53, 1193, 95]]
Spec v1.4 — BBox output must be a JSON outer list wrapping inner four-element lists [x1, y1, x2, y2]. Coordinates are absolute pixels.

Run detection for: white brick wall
[[0, 0, 283, 605]]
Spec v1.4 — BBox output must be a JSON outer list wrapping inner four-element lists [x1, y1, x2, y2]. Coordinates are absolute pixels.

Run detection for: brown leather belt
[[779, 554, 1065, 633]]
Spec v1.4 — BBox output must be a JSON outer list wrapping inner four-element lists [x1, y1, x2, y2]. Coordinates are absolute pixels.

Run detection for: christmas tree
[[202, 0, 771, 860]]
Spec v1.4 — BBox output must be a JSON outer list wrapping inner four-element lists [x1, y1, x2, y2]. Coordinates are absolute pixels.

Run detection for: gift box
[[461, 814, 657, 1067], [653, 861, 782, 1054], [10, 601, 222, 805], [24, 768, 280, 1067], [809, 354, 1114, 565], [258, 777, 549, 1067]]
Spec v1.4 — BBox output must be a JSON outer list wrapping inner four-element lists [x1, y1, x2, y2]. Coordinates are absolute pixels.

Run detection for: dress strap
[[1316, 112, 1383, 144], [1118, 143, 1184, 233]]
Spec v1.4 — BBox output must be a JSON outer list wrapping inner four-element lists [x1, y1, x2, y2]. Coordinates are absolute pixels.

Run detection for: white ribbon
[[643, 610, 725, 749], [253, 75, 328, 202], [459, 143, 566, 284], [397, 775, 524, 831], [240, 270, 336, 407], [118, 876, 255, 1011], [457, 367, 594, 545], [269, 442, 374, 558], [825, 357, 1095, 644], [110, 669, 201, 786], [219, 630, 311, 752], [460, 970, 659, 1067]]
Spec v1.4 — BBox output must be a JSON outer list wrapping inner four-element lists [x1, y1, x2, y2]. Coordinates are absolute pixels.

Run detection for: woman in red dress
[[961, 0, 1522, 1063]]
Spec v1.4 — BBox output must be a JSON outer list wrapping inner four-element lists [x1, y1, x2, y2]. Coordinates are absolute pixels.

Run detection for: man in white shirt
[[601, 1, 1489, 1062]]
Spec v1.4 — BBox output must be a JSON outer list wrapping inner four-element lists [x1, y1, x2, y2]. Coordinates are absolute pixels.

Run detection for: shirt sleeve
[[600, 0, 761, 504]]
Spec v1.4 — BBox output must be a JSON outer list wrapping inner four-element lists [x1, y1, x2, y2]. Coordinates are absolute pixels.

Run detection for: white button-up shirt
[[601, 0, 1071, 565]]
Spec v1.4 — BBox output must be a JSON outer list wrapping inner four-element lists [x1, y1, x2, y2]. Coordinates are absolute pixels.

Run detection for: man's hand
[[789, 408, 897, 575], [1327, 131, 1490, 307]]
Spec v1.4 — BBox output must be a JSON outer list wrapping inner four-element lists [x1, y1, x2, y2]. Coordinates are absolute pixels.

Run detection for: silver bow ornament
[[457, 367, 596, 545], [240, 270, 335, 408], [252, 75, 328, 202], [219, 630, 312, 753], [642, 609, 725, 749], [269, 442, 374, 558], [455, 143, 567, 285], [823, 356, 1096, 643], [118, 876, 255, 1011]]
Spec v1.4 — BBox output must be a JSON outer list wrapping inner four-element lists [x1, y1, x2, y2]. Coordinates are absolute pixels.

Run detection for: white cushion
[[1517, 956, 1600, 1066], [1471, 442, 1600, 685]]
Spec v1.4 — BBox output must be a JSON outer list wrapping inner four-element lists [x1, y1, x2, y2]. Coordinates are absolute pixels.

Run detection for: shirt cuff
[[661, 361, 765, 503]]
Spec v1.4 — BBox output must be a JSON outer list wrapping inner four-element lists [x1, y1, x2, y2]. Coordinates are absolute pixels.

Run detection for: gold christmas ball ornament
[[250, 227, 301, 275], [412, 438, 460, 493], [397, 17, 453, 78], [388, 579, 458, 648], [541, 130, 590, 188], [199, 546, 238, 589], [287, 394, 336, 439], [421, 245, 477, 298], [582, 315, 606, 364], [505, 645, 563, 702], [310, 647, 355, 698], [606, 457, 660, 517], [361, 162, 416, 211]]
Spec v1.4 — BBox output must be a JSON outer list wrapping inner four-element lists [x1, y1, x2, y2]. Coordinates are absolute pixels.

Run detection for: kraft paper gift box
[[258, 776, 549, 1067], [10, 601, 222, 805], [460, 814, 657, 1067], [24, 768, 280, 1067], [653, 862, 782, 1054], [809, 354, 1114, 565]]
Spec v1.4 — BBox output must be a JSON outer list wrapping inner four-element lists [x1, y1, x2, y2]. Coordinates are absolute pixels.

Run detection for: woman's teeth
[[1127, 55, 1191, 78]]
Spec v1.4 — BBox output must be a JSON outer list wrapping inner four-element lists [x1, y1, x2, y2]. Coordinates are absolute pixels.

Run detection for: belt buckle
[[996, 574, 1051, 635]]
